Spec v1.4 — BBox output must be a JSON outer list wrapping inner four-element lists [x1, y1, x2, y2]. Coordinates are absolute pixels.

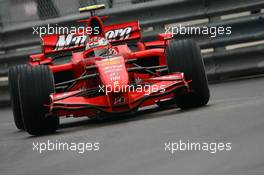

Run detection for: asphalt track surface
[[1, 77, 264, 175]]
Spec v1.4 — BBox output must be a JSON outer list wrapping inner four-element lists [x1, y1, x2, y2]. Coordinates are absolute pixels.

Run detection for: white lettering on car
[[105, 27, 132, 41], [55, 34, 87, 51]]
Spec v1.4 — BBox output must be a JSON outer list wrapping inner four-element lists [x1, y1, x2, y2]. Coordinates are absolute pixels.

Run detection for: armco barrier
[[1, 0, 264, 104], [0, 80, 10, 106]]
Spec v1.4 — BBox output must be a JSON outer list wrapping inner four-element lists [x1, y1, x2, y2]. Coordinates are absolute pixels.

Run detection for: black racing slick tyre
[[8, 65, 25, 130], [18, 65, 59, 135], [166, 39, 210, 109]]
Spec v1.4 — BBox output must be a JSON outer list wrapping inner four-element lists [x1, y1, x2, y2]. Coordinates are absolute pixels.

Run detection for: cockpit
[[84, 37, 116, 58]]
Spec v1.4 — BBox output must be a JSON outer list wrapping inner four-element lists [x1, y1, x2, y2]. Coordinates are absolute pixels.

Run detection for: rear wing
[[41, 21, 141, 54]]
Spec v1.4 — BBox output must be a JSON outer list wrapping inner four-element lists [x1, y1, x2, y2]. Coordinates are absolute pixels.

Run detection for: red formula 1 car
[[8, 4, 210, 135]]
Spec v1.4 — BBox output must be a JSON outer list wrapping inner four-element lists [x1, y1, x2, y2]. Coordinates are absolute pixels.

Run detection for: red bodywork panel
[[95, 56, 129, 89]]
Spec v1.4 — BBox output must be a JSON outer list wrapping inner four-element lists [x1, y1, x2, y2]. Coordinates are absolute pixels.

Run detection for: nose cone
[[96, 56, 129, 93]]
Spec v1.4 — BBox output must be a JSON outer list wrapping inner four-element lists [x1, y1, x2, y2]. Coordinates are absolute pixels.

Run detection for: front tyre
[[19, 65, 59, 135], [166, 39, 210, 109]]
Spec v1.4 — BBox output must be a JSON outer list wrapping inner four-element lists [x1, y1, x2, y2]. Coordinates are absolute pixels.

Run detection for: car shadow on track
[[59, 105, 177, 128], [48, 104, 212, 136]]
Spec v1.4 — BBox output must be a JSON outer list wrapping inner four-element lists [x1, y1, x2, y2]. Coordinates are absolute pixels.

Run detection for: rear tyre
[[8, 65, 25, 130], [166, 39, 210, 109], [19, 65, 59, 135]]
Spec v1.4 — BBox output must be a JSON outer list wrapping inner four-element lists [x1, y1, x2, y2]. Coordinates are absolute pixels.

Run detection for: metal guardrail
[[0, 78, 9, 106], [1, 0, 264, 104]]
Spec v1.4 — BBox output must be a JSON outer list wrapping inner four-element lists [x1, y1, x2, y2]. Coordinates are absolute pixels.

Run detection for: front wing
[[49, 73, 190, 117]]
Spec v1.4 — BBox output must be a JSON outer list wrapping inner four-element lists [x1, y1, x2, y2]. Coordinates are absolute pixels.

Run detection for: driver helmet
[[85, 37, 111, 57]]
